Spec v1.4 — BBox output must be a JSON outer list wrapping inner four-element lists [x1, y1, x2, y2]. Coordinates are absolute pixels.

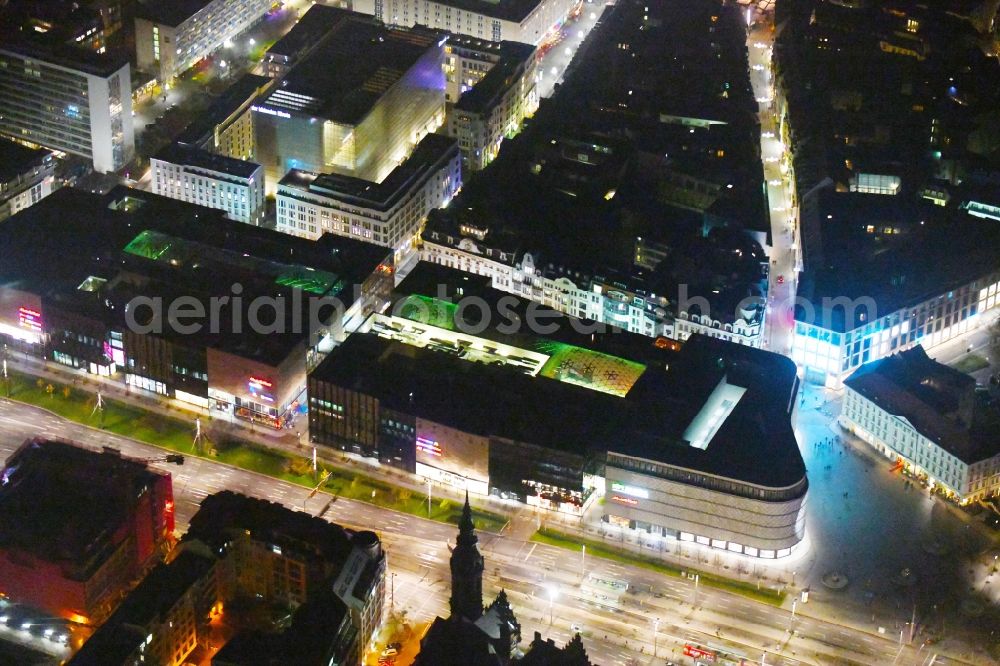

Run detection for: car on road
[[752, 64, 764, 70], [762, 131, 774, 138], [381, 647, 398, 657], [776, 275, 785, 284]]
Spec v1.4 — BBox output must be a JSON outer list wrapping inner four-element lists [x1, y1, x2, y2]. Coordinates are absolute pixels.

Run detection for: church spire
[[449, 490, 484, 621]]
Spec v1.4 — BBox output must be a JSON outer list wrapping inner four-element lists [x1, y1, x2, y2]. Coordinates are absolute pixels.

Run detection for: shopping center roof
[[312, 266, 805, 488]]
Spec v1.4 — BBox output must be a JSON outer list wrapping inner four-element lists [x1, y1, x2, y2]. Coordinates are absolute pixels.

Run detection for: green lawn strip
[[4, 371, 506, 532], [531, 527, 786, 606], [950, 354, 989, 374]]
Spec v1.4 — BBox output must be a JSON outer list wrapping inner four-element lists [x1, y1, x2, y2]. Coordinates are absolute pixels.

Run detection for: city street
[[1, 398, 991, 664], [536, 0, 605, 99], [747, 7, 799, 356]]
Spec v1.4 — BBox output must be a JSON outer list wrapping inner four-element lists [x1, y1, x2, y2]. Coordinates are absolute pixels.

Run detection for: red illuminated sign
[[249, 376, 273, 389], [611, 495, 639, 506], [683, 645, 716, 661], [18, 306, 42, 332], [248, 376, 275, 402]]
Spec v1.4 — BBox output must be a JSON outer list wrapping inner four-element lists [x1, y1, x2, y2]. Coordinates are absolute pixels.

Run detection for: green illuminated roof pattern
[[535, 340, 646, 397], [274, 267, 344, 296], [393, 294, 646, 398], [123, 230, 343, 296], [397, 294, 459, 331], [123, 230, 173, 260]]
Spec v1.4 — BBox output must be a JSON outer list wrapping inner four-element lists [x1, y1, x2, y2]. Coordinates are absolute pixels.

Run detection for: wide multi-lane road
[[0, 399, 966, 665]]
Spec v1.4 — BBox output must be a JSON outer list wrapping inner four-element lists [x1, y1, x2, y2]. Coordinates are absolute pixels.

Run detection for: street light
[[426, 478, 432, 517], [546, 585, 557, 625]]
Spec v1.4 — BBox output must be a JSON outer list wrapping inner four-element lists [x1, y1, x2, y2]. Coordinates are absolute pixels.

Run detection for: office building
[[840, 346, 1000, 504], [72, 490, 376, 666], [308, 265, 806, 556], [789, 192, 1000, 388], [0, 439, 175, 624], [254, 12, 446, 187], [68, 551, 218, 666], [0, 140, 56, 222], [446, 39, 537, 171], [135, 0, 273, 82], [277, 133, 461, 258], [186, 491, 385, 664], [152, 142, 265, 225], [0, 40, 134, 173], [355, 0, 579, 45], [0, 187, 394, 429], [176, 73, 274, 161]]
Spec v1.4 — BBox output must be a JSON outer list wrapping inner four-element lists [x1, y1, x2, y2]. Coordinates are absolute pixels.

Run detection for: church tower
[[449, 491, 485, 621]]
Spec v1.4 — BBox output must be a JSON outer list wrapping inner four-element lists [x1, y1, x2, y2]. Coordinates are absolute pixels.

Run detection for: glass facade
[[0, 47, 133, 172]]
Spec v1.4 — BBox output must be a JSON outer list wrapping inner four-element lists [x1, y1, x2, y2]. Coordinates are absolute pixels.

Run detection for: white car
[[762, 131, 775, 138], [752, 64, 764, 71], [769, 179, 782, 186]]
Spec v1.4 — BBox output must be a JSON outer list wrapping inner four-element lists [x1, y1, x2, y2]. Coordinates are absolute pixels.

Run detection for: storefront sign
[[611, 482, 648, 499]]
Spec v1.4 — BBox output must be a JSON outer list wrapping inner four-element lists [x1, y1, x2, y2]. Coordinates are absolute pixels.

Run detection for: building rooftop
[[266, 4, 351, 62], [0, 37, 129, 77], [136, 0, 213, 27], [279, 133, 457, 211], [260, 15, 440, 125], [454, 41, 535, 114], [313, 266, 804, 488], [185, 491, 356, 564], [68, 551, 215, 666], [795, 190, 1000, 331], [0, 187, 390, 365], [176, 73, 272, 147], [153, 142, 262, 180], [0, 139, 51, 184], [845, 346, 1000, 464], [212, 590, 353, 666], [0, 440, 168, 577]]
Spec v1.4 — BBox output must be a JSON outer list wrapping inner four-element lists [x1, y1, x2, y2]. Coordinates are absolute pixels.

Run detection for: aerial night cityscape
[[1, 0, 1000, 665]]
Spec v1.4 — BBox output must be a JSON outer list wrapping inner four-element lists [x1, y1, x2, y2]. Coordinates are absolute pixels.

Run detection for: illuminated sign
[[251, 105, 291, 119], [248, 376, 275, 402], [611, 495, 639, 506], [18, 306, 42, 332], [416, 436, 442, 457], [683, 645, 716, 661], [611, 482, 648, 499]]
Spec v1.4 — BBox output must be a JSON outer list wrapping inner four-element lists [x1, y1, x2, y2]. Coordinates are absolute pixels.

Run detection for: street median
[[2, 370, 507, 534], [531, 527, 786, 606]]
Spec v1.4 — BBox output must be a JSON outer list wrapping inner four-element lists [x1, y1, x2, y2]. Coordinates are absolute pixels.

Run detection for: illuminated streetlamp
[[546, 585, 558, 625]]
